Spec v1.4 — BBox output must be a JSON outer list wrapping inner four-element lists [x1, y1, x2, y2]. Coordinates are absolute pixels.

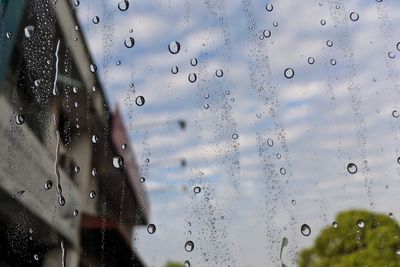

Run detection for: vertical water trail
[[54, 115, 65, 206], [61, 239, 66, 267], [53, 39, 60, 96]]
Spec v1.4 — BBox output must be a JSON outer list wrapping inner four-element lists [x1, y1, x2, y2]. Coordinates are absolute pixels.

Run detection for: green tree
[[299, 209, 400, 267]]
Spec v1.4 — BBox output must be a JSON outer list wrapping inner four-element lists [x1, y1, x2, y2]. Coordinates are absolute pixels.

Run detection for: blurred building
[[0, 0, 148, 266]]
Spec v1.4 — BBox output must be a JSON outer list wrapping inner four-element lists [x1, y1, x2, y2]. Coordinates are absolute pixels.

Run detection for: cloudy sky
[[75, 0, 400, 266]]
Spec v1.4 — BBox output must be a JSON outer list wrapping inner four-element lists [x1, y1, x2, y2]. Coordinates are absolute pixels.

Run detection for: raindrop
[[135, 96, 145, 106], [145, 158, 150, 163], [188, 73, 197, 83], [34, 80, 41, 87], [388, 51, 395, 59], [204, 94, 209, 99], [118, 0, 129, 11], [112, 156, 124, 169], [147, 224, 156, 234], [184, 260, 191, 267], [326, 40, 333, 47], [300, 224, 311, 236], [91, 134, 99, 144], [91, 168, 97, 177], [184, 241, 194, 252], [332, 221, 338, 228], [73, 209, 79, 216], [34, 254, 39, 261], [89, 191, 96, 199], [74, 166, 80, 173], [171, 66, 179, 74], [72, 86, 78, 93], [347, 163, 357, 174], [89, 64, 97, 73], [397, 42, 400, 51], [168, 41, 181, 54], [5, 32, 11, 39], [291, 199, 296, 205], [267, 138, 274, 147], [263, 29, 271, 38], [393, 110, 399, 118], [190, 58, 198, 66], [140, 177, 145, 183], [73, 0, 80, 6], [330, 59, 337, 65], [44, 180, 53, 190], [357, 219, 365, 228], [92, 16, 100, 24], [389, 212, 394, 218], [15, 115, 25, 125], [320, 19, 326, 25], [215, 69, 223, 77], [307, 57, 315, 64], [124, 37, 135, 48], [232, 133, 239, 140], [280, 167, 286, 175], [121, 144, 127, 150], [203, 103, 209, 109], [284, 68, 294, 79], [225, 90, 230, 95], [273, 21, 278, 27], [266, 3, 273, 12], [193, 186, 201, 194], [349, 12, 359, 22], [397, 249, 400, 256], [116, 61, 121, 66], [24, 26, 35, 38], [92, 86, 97, 92]]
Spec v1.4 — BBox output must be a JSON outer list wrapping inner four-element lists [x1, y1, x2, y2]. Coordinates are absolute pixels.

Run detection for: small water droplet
[[280, 167, 286, 175], [74, 166, 80, 173], [44, 180, 53, 190], [396, 249, 400, 256], [388, 51, 396, 59], [357, 219, 365, 228], [6, 32, 12, 39], [263, 29, 271, 38], [349, 12, 359, 22], [140, 177, 145, 183], [92, 16, 100, 24], [135, 96, 145, 106], [73, 0, 80, 6], [188, 73, 197, 83], [116, 60, 121, 66], [185, 241, 194, 252], [171, 66, 179, 74], [91, 168, 97, 177], [232, 133, 239, 140], [184, 260, 191, 267], [190, 58, 198, 66], [393, 110, 399, 118], [308, 57, 315, 64], [215, 69, 223, 77], [113, 156, 124, 169], [347, 163, 357, 174], [203, 103, 209, 109], [89, 64, 97, 73], [291, 199, 296, 205], [193, 186, 201, 194], [266, 3, 273, 12], [89, 191, 96, 199], [72, 86, 78, 94], [332, 221, 338, 228], [24, 26, 35, 38], [326, 40, 333, 47], [34, 80, 41, 87], [330, 59, 336, 65], [91, 134, 99, 144], [121, 144, 127, 150], [92, 85, 97, 92], [118, 0, 129, 11], [147, 224, 156, 234], [284, 68, 294, 79], [168, 41, 181, 54], [320, 19, 326, 25], [16, 115, 25, 125], [34, 254, 39, 261], [301, 224, 311, 236], [124, 37, 135, 48], [397, 42, 400, 52], [267, 138, 274, 147], [73, 209, 79, 216]]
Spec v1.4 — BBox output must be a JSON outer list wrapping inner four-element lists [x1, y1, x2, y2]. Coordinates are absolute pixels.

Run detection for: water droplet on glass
[[89, 191, 96, 199], [320, 19, 326, 25], [44, 180, 53, 190], [92, 16, 100, 24], [190, 58, 198, 66], [121, 144, 127, 150], [135, 96, 145, 106], [188, 73, 197, 83], [266, 3, 273, 12], [349, 12, 359, 22], [113, 156, 124, 169], [72, 86, 78, 94], [91, 134, 99, 144], [168, 41, 181, 54], [171, 66, 179, 74], [89, 64, 97, 73], [357, 219, 365, 228], [34, 254, 39, 261], [232, 133, 239, 140], [388, 51, 395, 59], [147, 224, 156, 234], [203, 103, 209, 109], [273, 21, 278, 27], [396, 249, 400, 256], [118, 0, 129, 11], [193, 186, 201, 194], [332, 221, 338, 228], [145, 158, 150, 163], [124, 37, 135, 48], [397, 42, 400, 52], [263, 29, 271, 38], [267, 138, 274, 147], [393, 110, 399, 118], [185, 241, 194, 252], [73, 0, 80, 6], [15, 115, 25, 125], [34, 79, 41, 87], [225, 90, 230, 95], [73, 209, 79, 216], [301, 224, 311, 236], [347, 163, 357, 174], [92, 85, 97, 92], [6, 32, 12, 39], [215, 69, 223, 77], [284, 68, 294, 79], [184, 260, 191, 267], [116, 60, 121, 66], [280, 167, 286, 175], [24, 26, 35, 38], [291, 199, 296, 205], [308, 57, 315, 65], [330, 59, 337, 65], [91, 168, 97, 177], [74, 166, 80, 173], [140, 177, 145, 183], [17, 190, 25, 196]]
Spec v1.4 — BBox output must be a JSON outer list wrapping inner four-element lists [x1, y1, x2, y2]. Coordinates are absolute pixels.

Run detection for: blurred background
[[1, 0, 400, 266]]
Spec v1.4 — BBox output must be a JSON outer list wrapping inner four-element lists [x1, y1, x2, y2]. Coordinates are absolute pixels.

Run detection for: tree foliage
[[299, 209, 400, 267]]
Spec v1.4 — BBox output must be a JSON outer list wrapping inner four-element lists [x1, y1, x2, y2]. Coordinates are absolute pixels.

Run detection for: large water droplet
[[284, 68, 294, 79], [124, 37, 135, 48], [118, 0, 129, 11], [388, 51, 396, 59], [280, 167, 286, 175], [112, 156, 124, 169], [73, 209, 79, 216], [171, 66, 179, 74], [24, 26, 35, 38], [349, 12, 359, 22], [89, 191, 96, 199], [347, 163, 357, 174], [135, 96, 145, 106], [147, 224, 156, 234], [15, 115, 25, 125], [92, 16, 100, 24], [393, 110, 399, 118], [267, 138, 274, 147], [326, 40, 333, 47], [168, 41, 181, 54], [184, 260, 191, 267], [44, 180, 53, 190], [308, 57, 315, 64], [193, 186, 201, 194], [188, 73, 197, 83], [263, 29, 271, 38], [89, 64, 97, 73], [91, 134, 99, 144], [190, 58, 198, 66], [215, 69, 223, 77], [300, 224, 311, 236], [357, 219, 365, 228], [184, 241, 194, 252], [266, 3, 273, 12]]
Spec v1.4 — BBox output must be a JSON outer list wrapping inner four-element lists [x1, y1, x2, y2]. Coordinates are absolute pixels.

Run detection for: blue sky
[[76, 0, 400, 266]]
